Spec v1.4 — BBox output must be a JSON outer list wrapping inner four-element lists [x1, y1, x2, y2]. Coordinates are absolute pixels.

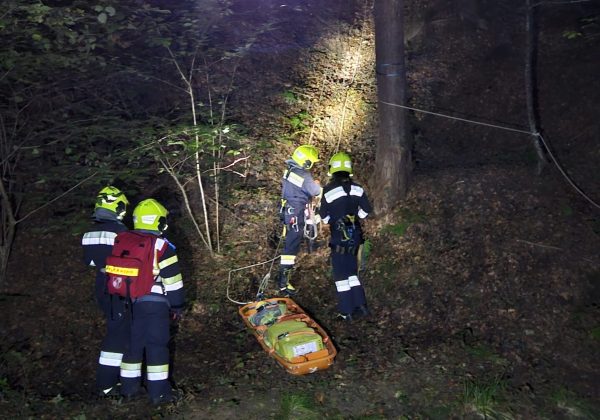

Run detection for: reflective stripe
[[164, 281, 183, 292], [358, 208, 368, 219], [151, 285, 165, 294], [324, 186, 346, 203], [82, 231, 117, 246], [155, 238, 166, 250], [120, 362, 142, 378], [350, 185, 364, 197], [158, 255, 178, 269], [280, 255, 296, 266], [162, 273, 182, 286], [348, 275, 361, 287], [335, 279, 351, 292], [285, 171, 304, 188], [99, 351, 123, 367], [147, 364, 169, 381]]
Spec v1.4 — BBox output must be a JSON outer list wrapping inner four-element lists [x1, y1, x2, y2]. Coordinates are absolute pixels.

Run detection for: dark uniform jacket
[[82, 209, 128, 309], [281, 159, 321, 211], [319, 175, 373, 246]]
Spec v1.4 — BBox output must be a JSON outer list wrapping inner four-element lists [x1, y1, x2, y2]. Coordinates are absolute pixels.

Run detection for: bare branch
[[15, 172, 98, 224]]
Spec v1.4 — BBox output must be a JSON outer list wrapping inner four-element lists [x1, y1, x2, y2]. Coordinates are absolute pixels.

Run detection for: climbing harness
[[303, 202, 320, 241]]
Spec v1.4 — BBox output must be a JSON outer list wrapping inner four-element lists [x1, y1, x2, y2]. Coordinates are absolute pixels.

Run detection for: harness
[[280, 167, 321, 240], [333, 214, 359, 254]]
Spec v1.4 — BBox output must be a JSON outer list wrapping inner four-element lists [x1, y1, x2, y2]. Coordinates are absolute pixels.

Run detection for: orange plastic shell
[[239, 297, 337, 375]]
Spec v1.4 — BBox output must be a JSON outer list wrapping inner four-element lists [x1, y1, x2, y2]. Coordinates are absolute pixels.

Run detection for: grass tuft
[[462, 377, 512, 419], [278, 393, 320, 420], [551, 387, 600, 419]]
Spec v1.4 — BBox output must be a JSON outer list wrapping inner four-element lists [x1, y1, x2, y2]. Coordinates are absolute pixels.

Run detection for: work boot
[[279, 283, 297, 296], [354, 304, 370, 318], [278, 267, 296, 296], [97, 384, 121, 399], [336, 313, 353, 322]]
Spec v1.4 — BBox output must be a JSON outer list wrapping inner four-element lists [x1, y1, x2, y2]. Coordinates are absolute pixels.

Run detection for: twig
[[515, 239, 562, 250], [15, 172, 98, 224]]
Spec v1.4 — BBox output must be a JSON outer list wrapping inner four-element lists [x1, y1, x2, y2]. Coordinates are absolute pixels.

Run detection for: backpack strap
[[150, 237, 168, 295]]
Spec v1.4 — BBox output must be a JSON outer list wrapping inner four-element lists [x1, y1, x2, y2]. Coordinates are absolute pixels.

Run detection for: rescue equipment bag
[[105, 231, 164, 299], [249, 301, 288, 327], [264, 320, 324, 361]]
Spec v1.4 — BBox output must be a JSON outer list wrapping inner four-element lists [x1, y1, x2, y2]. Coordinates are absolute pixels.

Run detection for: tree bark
[[372, 0, 411, 214], [525, 0, 548, 174]]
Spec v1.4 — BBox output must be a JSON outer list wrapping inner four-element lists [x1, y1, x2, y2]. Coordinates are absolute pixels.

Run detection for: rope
[[226, 225, 284, 305], [226, 255, 280, 305], [536, 133, 600, 209], [379, 100, 532, 135], [378, 100, 600, 209]]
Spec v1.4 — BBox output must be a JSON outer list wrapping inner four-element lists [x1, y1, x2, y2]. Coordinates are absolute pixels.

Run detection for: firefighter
[[278, 145, 322, 296], [81, 185, 130, 397], [119, 198, 185, 405], [319, 152, 373, 321]]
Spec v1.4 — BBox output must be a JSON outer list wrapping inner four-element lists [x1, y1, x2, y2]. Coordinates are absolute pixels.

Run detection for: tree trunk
[[525, 0, 548, 174], [373, 0, 411, 214]]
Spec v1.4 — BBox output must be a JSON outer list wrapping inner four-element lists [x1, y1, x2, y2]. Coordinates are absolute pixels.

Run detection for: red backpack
[[105, 231, 166, 299]]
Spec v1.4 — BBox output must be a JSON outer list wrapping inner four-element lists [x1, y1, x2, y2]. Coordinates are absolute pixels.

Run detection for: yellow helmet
[[133, 199, 169, 232], [95, 186, 129, 220], [328, 152, 353, 176], [291, 145, 319, 169]]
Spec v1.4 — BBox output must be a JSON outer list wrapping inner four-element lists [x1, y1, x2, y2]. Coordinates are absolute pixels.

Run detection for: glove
[[170, 308, 184, 323]]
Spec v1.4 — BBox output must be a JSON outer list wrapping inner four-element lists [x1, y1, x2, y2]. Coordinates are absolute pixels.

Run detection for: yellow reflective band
[[147, 364, 169, 373], [120, 362, 142, 371], [105, 265, 139, 276], [162, 273, 182, 285], [158, 255, 178, 269], [280, 255, 296, 265]]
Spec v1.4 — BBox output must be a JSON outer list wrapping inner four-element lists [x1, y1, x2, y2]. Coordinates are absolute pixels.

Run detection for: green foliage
[[562, 30, 583, 40], [382, 221, 411, 236], [281, 90, 298, 104], [382, 209, 426, 237], [465, 344, 509, 366], [287, 111, 312, 132], [278, 393, 320, 420], [561, 204, 573, 217], [562, 15, 599, 40], [551, 387, 600, 419], [462, 377, 511, 419], [590, 326, 600, 340]]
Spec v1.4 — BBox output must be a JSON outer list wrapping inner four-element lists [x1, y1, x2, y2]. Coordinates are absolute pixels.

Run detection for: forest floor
[[1, 0, 599, 419]]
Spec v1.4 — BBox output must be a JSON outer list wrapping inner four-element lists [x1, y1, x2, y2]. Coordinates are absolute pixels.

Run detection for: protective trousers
[[120, 301, 172, 400], [330, 225, 366, 315], [96, 293, 130, 392], [279, 207, 306, 286]]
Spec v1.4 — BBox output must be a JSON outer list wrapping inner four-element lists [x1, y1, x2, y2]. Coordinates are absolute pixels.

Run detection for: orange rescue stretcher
[[239, 297, 337, 375]]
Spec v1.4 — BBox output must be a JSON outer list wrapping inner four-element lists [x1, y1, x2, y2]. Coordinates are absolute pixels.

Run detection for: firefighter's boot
[[278, 267, 297, 296]]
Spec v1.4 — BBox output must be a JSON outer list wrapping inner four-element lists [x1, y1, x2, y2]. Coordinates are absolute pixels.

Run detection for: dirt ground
[[1, 0, 599, 418]]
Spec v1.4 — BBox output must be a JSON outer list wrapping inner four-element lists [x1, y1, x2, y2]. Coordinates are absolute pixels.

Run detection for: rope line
[[378, 100, 600, 209], [379, 100, 533, 135], [226, 255, 280, 305], [537, 133, 600, 209]]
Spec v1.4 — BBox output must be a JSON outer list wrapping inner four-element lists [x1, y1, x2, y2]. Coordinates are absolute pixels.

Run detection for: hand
[[170, 308, 183, 323]]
